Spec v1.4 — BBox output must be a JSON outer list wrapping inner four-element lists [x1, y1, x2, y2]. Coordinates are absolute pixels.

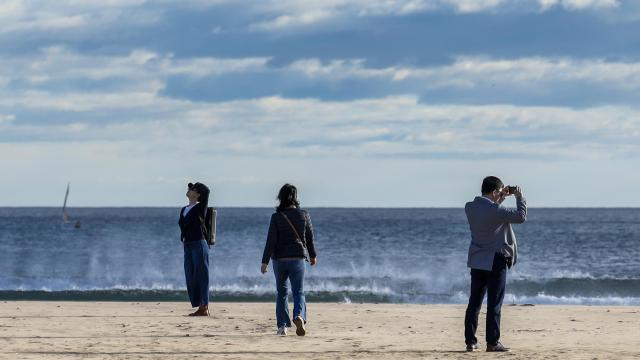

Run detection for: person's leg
[[183, 244, 199, 308], [486, 254, 508, 346], [465, 268, 488, 346], [289, 259, 307, 323], [195, 240, 210, 307], [273, 260, 291, 328]]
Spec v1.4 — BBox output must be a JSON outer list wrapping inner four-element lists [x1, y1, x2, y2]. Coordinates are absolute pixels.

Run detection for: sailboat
[[63, 183, 70, 223], [62, 183, 81, 228]]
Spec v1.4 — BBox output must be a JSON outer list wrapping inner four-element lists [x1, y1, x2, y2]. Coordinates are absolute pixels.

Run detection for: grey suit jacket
[[465, 196, 527, 271]]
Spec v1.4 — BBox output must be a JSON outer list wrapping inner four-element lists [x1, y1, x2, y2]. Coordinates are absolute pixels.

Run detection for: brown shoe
[[293, 316, 306, 336], [188, 306, 210, 316], [486, 342, 509, 352]]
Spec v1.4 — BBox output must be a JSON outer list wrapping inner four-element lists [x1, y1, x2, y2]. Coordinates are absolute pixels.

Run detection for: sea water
[[1, 207, 638, 304]]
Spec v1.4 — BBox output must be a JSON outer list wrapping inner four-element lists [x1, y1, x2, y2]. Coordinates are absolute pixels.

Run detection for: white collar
[[480, 195, 496, 204]]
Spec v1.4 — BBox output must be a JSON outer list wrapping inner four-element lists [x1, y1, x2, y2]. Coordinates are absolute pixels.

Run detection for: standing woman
[[179, 182, 211, 316], [261, 183, 317, 336]]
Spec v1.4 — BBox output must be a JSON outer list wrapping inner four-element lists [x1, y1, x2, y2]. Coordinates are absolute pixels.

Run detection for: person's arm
[[497, 187, 527, 224], [178, 208, 185, 242], [261, 214, 278, 272], [304, 212, 317, 265]]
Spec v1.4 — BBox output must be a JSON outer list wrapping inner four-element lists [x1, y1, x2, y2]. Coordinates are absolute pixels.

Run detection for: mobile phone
[[506, 186, 517, 194]]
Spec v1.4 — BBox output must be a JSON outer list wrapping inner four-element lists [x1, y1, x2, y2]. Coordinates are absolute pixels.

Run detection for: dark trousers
[[464, 253, 507, 346], [184, 240, 210, 307]]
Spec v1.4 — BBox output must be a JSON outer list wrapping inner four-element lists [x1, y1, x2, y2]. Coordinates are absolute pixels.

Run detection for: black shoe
[[466, 343, 478, 352], [486, 342, 509, 352]]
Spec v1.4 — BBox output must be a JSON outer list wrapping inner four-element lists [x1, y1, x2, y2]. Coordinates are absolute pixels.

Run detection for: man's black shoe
[[486, 342, 509, 352]]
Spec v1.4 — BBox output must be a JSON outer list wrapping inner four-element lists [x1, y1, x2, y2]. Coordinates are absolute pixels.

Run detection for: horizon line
[[1, 206, 639, 209]]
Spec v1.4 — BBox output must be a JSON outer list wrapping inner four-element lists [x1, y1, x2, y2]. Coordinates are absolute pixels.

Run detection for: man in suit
[[464, 176, 527, 352]]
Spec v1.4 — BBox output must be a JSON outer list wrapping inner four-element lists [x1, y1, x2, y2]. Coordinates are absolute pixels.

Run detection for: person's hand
[[310, 257, 317, 266], [494, 189, 507, 204], [514, 186, 523, 198], [260, 263, 268, 274]]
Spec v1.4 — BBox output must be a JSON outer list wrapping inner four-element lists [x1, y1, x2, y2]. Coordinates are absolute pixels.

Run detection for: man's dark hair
[[481, 176, 504, 195]]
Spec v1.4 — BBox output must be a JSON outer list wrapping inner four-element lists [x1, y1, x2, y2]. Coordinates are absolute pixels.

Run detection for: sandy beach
[[0, 302, 638, 359]]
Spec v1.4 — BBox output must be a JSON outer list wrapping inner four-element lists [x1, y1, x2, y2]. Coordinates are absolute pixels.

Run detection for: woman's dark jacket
[[261, 208, 316, 264], [178, 189, 210, 243]]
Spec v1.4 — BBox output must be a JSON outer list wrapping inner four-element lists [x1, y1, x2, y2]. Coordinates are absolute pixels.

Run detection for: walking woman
[[261, 183, 317, 336], [179, 182, 211, 316]]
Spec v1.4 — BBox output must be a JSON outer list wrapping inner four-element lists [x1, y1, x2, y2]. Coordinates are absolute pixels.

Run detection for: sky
[[1, 0, 639, 207]]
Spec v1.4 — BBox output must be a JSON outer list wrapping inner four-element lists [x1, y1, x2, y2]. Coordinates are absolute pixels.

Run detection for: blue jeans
[[272, 259, 307, 328], [183, 240, 210, 307], [464, 253, 508, 346]]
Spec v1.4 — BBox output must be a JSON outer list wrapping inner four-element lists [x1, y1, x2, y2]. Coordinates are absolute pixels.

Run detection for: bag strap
[[280, 212, 305, 247]]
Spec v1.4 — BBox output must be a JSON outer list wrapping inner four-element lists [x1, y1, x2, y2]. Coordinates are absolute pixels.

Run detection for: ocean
[[0, 207, 638, 305]]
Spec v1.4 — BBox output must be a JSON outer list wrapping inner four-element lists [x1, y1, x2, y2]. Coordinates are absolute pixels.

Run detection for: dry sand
[[0, 301, 638, 359]]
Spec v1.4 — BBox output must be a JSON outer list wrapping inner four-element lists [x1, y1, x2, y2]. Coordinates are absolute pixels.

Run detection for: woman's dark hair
[[188, 182, 211, 207], [481, 176, 504, 195], [277, 183, 300, 212]]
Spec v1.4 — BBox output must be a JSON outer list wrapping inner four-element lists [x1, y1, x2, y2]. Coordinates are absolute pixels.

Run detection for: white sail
[[63, 182, 70, 223]]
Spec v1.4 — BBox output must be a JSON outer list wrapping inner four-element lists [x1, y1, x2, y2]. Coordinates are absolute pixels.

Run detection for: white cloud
[[540, 0, 619, 11], [246, 0, 443, 31], [2, 93, 638, 207], [166, 57, 271, 77], [1, 48, 639, 159], [250, 9, 333, 31], [0, 90, 164, 112], [0, 46, 270, 92], [0, 0, 25, 18], [287, 58, 396, 79], [286, 56, 640, 91], [1, 93, 638, 161], [237, 0, 623, 31], [0, 0, 155, 34], [447, 0, 507, 13], [0, 0, 626, 35], [0, 114, 15, 124], [1, 47, 638, 160]]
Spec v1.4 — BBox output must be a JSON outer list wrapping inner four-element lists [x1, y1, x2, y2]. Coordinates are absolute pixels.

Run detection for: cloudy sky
[[1, 0, 639, 207]]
